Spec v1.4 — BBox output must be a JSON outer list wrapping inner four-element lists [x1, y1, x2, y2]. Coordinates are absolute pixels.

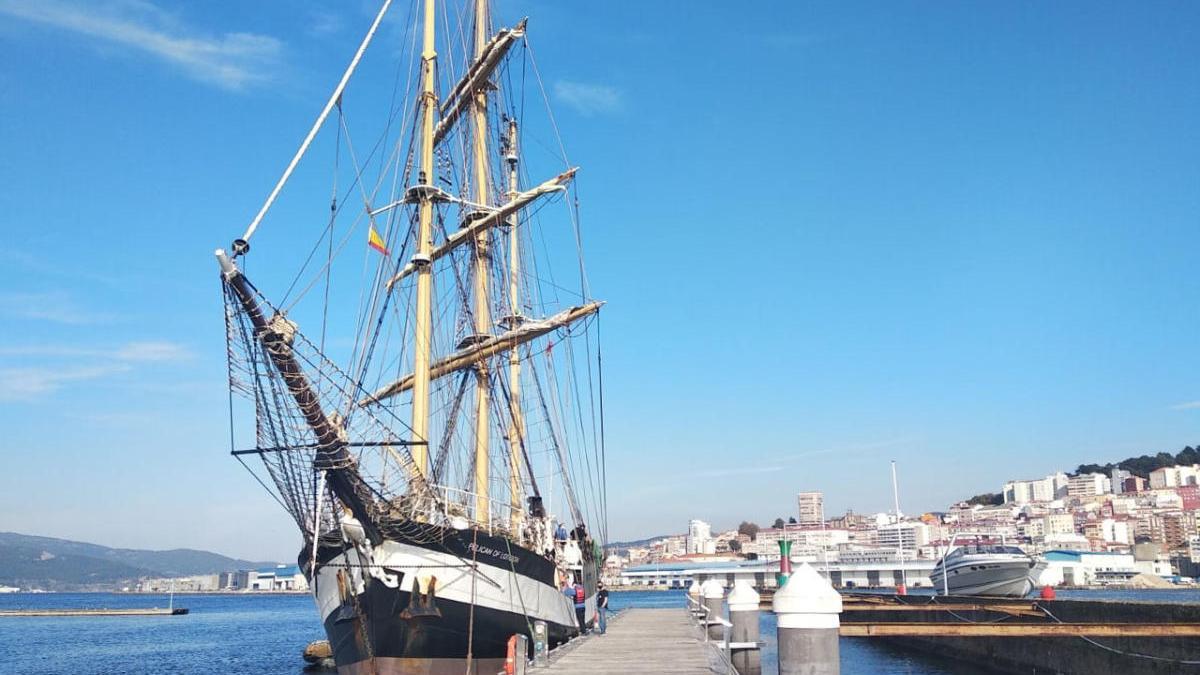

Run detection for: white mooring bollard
[[688, 579, 703, 616], [773, 563, 842, 675], [700, 579, 726, 641], [727, 579, 761, 675]]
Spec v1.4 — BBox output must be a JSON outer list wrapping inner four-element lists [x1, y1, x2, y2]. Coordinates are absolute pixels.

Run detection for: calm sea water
[[3, 588, 1200, 674]]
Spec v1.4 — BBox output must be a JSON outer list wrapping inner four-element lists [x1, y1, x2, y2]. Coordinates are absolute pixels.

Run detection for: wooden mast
[[504, 117, 526, 535], [470, 0, 493, 526], [411, 0, 438, 478]]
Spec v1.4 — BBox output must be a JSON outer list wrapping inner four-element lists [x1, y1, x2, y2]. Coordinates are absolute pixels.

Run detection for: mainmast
[[469, 0, 494, 526], [410, 0, 438, 477], [504, 117, 525, 535]]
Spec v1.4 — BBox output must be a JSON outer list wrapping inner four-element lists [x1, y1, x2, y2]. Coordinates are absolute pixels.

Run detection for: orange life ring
[[504, 635, 518, 675]]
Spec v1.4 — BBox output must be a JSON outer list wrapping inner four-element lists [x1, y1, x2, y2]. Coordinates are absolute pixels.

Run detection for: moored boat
[[931, 535, 1035, 597]]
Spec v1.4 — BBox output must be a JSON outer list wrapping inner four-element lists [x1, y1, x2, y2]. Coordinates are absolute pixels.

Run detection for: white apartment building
[[686, 519, 715, 555], [744, 526, 850, 558], [1149, 464, 1200, 489], [1067, 473, 1112, 498], [876, 522, 931, 552], [1003, 472, 1069, 505], [1044, 513, 1077, 536], [1101, 518, 1133, 545], [797, 491, 825, 526]]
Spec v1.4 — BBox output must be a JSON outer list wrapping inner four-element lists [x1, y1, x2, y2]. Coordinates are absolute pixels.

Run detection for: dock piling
[[728, 579, 761, 675], [773, 562, 842, 675], [700, 579, 726, 641]]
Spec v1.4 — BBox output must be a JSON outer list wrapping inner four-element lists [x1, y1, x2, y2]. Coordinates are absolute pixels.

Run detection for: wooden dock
[[543, 608, 730, 674]]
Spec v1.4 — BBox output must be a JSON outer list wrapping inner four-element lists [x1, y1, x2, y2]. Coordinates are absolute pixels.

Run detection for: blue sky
[[0, 0, 1197, 560]]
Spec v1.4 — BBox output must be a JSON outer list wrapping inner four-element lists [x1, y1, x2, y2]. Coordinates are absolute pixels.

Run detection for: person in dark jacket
[[596, 582, 609, 635]]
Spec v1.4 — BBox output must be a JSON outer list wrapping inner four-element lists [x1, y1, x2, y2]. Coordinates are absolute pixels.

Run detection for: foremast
[[504, 117, 525, 536], [469, 0, 495, 528], [410, 0, 439, 478]]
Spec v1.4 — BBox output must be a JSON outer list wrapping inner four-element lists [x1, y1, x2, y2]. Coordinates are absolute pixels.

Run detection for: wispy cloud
[[0, 365, 132, 401], [554, 80, 623, 116], [689, 438, 913, 480], [0, 291, 116, 325], [696, 465, 785, 478], [0, 341, 193, 362], [0, 248, 125, 287], [1171, 401, 1200, 411], [0, 0, 283, 90], [307, 9, 343, 38], [0, 340, 192, 400]]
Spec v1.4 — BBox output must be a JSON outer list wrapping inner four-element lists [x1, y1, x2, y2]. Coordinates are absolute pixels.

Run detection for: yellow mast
[[470, 0, 493, 526], [504, 118, 525, 535], [410, 0, 438, 478]]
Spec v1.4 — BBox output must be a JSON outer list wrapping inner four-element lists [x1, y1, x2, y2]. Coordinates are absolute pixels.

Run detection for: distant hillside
[[607, 535, 673, 551], [1074, 444, 1200, 479], [0, 532, 276, 591]]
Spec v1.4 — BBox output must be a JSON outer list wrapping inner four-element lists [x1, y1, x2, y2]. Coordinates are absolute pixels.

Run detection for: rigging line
[[559, 334, 600, 533], [319, 101, 343, 359], [465, 527, 479, 673], [529, 350, 584, 527], [335, 113, 399, 400], [1036, 603, 1200, 665], [595, 315, 608, 545], [230, 284, 309, 523], [280, 38, 420, 311], [502, 536, 537, 641], [371, 0, 417, 184], [235, 454, 293, 513], [581, 317, 603, 543], [521, 37, 571, 168], [432, 371, 473, 483], [240, 0, 395, 244], [493, 357, 541, 497]]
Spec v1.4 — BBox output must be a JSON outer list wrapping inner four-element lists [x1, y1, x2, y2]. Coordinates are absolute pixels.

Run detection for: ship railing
[[686, 594, 738, 674], [425, 483, 522, 538]]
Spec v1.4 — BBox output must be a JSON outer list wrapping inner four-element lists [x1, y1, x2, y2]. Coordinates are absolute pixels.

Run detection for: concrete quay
[[843, 594, 1200, 674], [542, 608, 730, 674]]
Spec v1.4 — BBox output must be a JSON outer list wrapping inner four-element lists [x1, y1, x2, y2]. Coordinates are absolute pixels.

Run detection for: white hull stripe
[[313, 539, 585, 629]]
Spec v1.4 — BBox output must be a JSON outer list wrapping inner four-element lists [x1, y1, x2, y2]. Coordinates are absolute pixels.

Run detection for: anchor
[[400, 574, 442, 619]]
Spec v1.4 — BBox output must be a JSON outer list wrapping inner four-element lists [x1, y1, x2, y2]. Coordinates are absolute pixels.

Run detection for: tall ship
[[215, 1, 607, 672]]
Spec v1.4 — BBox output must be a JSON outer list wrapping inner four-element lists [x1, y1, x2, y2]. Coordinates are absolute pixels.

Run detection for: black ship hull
[[307, 524, 596, 674]]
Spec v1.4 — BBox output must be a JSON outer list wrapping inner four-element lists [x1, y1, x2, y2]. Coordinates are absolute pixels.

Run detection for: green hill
[[1074, 444, 1200, 478], [0, 532, 277, 591]]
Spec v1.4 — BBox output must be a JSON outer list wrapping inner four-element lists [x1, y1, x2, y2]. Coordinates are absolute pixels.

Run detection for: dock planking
[[542, 608, 728, 674]]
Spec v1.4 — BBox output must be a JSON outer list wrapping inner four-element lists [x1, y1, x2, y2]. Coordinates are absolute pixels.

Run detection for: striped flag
[[367, 225, 390, 256]]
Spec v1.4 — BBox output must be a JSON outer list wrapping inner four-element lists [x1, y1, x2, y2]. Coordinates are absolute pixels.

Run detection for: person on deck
[[572, 580, 587, 633], [596, 582, 609, 635]]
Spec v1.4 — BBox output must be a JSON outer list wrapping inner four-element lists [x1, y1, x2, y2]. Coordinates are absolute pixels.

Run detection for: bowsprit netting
[[224, 278, 447, 543]]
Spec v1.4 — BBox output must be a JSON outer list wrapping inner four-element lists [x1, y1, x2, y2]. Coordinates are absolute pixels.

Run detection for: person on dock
[[572, 579, 587, 633], [596, 582, 609, 635]]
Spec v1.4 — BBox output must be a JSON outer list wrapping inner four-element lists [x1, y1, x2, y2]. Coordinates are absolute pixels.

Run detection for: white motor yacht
[[931, 535, 1036, 597]]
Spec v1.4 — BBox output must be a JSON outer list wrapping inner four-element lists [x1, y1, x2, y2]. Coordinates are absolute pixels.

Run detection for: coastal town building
[[796, 491, 824, 526], [1067, 473, 1112, 498], [1150, 464, 1200, 489], [685, 519, 715, 555], [1004, 472, 1069, 505]]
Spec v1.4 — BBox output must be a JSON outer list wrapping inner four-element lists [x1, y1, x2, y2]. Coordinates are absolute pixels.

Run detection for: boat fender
[[505, 635, 518, 675]]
